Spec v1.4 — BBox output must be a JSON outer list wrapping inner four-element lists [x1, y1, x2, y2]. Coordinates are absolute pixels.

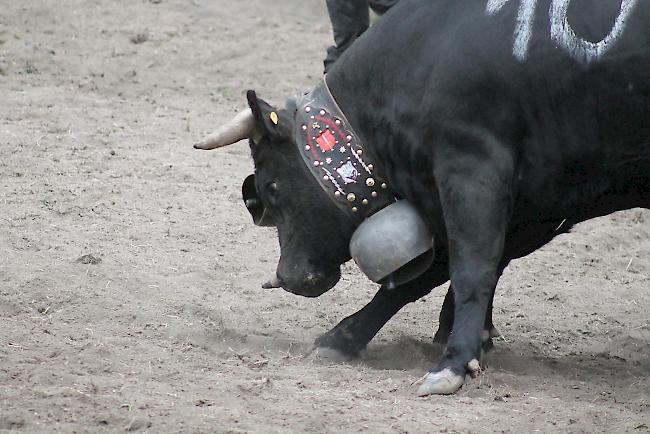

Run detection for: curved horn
[[193, 108, 256, 150]]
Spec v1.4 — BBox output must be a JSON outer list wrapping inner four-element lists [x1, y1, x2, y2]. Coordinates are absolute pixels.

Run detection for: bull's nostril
[[304, 272, 317, 283]]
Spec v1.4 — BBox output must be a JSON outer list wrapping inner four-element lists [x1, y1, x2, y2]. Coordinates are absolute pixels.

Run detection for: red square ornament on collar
[[316, 129, 336, 152]]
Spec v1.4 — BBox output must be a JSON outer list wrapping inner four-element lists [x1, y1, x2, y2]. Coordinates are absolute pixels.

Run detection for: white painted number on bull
[[486, 0, 511, 14], [549, 0, 639, 64], [486, 0, 639, 63], [487, 0, 537, 61]]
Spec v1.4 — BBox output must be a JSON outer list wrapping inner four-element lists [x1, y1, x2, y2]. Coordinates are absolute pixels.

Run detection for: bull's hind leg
[[314, 261, 449, 356], [434, 282, 501, 350], [432, 286, 455, 344]]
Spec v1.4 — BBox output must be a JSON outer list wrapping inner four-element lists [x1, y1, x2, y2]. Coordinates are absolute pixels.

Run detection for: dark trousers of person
[[324, 0, 400, 73]]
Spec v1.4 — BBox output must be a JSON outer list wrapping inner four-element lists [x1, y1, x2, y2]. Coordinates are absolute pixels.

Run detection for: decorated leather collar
[[293, 78, 396, 222]]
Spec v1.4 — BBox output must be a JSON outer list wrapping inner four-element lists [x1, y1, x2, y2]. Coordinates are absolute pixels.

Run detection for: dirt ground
[[0, 0, 649, 432]]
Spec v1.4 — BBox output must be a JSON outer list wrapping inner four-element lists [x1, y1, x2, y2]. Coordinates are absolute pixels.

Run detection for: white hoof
[[416, 368, 465, 396]]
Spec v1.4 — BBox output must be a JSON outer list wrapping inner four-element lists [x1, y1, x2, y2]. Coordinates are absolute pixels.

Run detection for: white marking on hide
[[486, 0, 639, 63], [486, 0, 538, 61], [549, 0, 639, 64], [513, 0, 538, 60], [486, 0, 511, 15]]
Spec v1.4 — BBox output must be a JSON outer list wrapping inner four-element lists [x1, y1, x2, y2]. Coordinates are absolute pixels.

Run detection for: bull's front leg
[[314, 260, 450, 357], [434, 281, 501, 350], [417, 145, 513, 396]]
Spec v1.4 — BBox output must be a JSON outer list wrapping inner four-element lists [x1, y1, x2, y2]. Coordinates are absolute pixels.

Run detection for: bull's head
[[194, 91, 357, 297]]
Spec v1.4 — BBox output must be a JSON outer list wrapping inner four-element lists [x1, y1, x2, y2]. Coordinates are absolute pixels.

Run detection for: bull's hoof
[[313, 329, 365, 358], [416, 358, 480, 396], [481, 327, 500, 352], [467, 358, 481, 377], [416, 368, 465, 396]]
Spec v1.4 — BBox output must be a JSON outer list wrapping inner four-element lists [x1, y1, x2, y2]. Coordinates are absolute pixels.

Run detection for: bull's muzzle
[[243, 189, 434, 290]]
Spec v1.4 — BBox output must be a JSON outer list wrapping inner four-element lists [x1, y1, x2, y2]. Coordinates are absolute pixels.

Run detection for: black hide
[[243, 0, 650, 391]]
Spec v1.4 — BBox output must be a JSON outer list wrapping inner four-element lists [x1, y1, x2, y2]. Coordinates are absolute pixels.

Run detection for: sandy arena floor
[[1, 0, 649, 432]]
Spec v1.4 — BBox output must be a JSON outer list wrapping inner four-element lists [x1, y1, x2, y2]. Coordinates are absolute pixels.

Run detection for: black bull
[[194, 0, 650, 395]]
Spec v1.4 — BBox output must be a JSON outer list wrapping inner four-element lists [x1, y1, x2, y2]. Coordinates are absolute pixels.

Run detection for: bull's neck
[[325, 63, 406, 202], [325, 67, 377, 153], [293, 79, 396, 222]]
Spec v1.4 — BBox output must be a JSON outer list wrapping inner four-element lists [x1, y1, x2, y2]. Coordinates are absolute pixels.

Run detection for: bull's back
[[331, 0, 650, 222]]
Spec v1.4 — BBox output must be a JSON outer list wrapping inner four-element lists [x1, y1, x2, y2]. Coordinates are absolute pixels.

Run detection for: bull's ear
[[246, 90, 288, 142]]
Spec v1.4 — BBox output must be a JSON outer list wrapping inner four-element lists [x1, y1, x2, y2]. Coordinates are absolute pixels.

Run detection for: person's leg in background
[[324, 0, 369, 73], [368, 0, 400, 15]]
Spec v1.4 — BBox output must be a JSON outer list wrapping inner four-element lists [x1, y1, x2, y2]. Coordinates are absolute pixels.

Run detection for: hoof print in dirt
[[308, 346, 355, 364], [129, 32, 149, 44], [76, 254, 102, 265]]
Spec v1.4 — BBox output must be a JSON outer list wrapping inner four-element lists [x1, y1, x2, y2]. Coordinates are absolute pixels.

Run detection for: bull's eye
[[266, 181, 279, 198]]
